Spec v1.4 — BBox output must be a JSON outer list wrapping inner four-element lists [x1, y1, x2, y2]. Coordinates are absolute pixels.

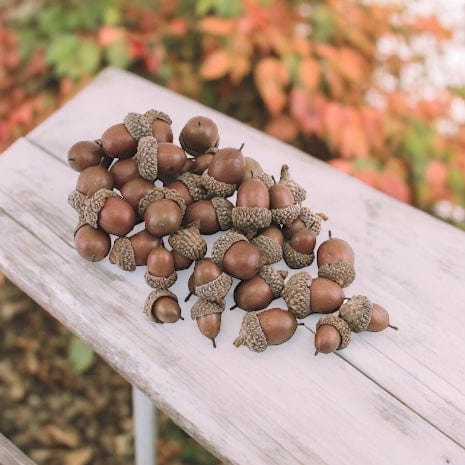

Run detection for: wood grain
[[0, 434, 37, 465], [0, 67, 463, 464]]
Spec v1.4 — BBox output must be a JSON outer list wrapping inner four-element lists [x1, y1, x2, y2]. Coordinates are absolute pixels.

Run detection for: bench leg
[[132, 386, 158, 465]]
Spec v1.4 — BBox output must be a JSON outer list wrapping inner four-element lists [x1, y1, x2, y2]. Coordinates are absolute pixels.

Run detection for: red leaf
[[199, 18, 235, 36]]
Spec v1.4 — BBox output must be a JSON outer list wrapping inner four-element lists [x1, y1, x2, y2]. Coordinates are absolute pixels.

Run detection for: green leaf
[[68, 335, 96, 375], [105, 40, 132, 69], [448, 168, 465, 203]]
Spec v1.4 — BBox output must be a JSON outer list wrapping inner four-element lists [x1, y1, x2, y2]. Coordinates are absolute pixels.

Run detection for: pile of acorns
[[67, 109, 397, 355]]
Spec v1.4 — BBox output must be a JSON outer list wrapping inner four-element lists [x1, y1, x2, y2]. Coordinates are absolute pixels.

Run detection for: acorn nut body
[[74, 225, 111, 262], [179, 116, 219, 156], [68, 140, 106, 172], [314, 316, 351, 355]]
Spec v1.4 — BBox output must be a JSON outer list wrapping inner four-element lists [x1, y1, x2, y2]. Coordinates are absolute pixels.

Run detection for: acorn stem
[[179, 315, 185, 321], [230, 304, 238, 310], [184, 292, 192, 302], [328, 230, 332, 239], [389, 324, 399, 330], [271, 175, 277, 184], [314, 350, 319, 356], [211, 338, 217, 349], [239, 142, 245, 151], [317, 212, 328, 221]]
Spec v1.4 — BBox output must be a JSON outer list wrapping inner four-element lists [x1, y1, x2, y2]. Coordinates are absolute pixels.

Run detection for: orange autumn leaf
[[255, 58, 289, 115], [200, 50, 231, 80], [265, 114, 298, 141], [425, 160, 448, 198], [330, 158, 353, 174], [230, 54, 250, 85], [299, 57, 320, 92], [377, 171, 412, 203], [338, 108, 370, 159], [333, 47, 368, 82], [355, 168, 379, 188], [199, 17, 235, 36], [321, 101, 344, 150]]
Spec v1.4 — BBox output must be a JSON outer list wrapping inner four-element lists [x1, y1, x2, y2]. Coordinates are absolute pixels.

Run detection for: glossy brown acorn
[[144, 199, 183, 237], [317, 231, 354, 268], [236, 177, 270, 208], [101, 123, 138, 159], [110, 158, 139, 189], [151, 119, 173, 143], [98, 196, 136, 236], [232, 275, 274, 312], [242, 157, 264, 182], [196, 313, 221, 348], [185, 258, 222, 301], [120, 177, 155, 212], [68, 140, 106, 172], [151, 296, 183, 323], [74, 225, 111, 262], [190, 153, 214, 174], [157, 143, 187, 178], [146, 247, 175, 278], [184, 200, 220, 234], [258, 225, 285, 247], [165, 179, 194, 207], [207, 146, 246, 184], [180, 116, 219, 156], [128, 229, 162, 266], [269, 181, 294, 209], [314, 325, 341, 354], [368, 303, 398, 331], [290, 228, 316, 255], [309, 278, 345, 314], [76, 166, 114, 196], [222, 241, 262, 280]]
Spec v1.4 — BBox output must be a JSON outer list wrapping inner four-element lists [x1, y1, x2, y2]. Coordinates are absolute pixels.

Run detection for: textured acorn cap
[[135, 136, 158, 181], [177, 172, 209, 201], [138, 187, 186, 218], [168, 222, 207, 261], [201, 170, 236, 198], [144, 289, 178, 323], [211, 230, 248, 268], [144, 109, 172, 126], [299, 207, 328, 236], [233, 312, 268, 352], [195, 272, 233, 302], [318, 259, 356, 288], [211, 197, 234, 230], [258, 266, 288, 298], [255, 171, 274, 189], [282, 271, 313, 319], [123, 112, 152, 141], [339, 295, 373, 332], [191, 298, 225, 319], [144, 269, 177, 289], [282, 241, 315, 269], [68, 190, 87, 215], [279, 165, 306, 203], [316, 315, 352, 350], [232, 206, 272, 235], [251, 234, 283, 265], [83, 188, 118, 228], [109, 237, 136, 271], [271, 202, 300, 226]]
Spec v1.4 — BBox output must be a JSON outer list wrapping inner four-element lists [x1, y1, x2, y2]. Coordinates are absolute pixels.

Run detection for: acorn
[[144, 109, 173, 142], [339, 295, 398, 332], [179, 116, 219, 156], [156, 143, 187, 180], [168, 222, 207, 270], [165, 172, 209, 207], [317, 231, 355, 288], [76, 166, 114, 196], [211, 230, 262, 280], [120, 177, 155, 212], [190, 152, 215, 174], [134, 136, 158, 182], [282, 228, 316, 269], [251, 225, 284, 265], [144, 246, 177, 289], [144, 289, 183, 324], [74, 224, 111, 262], [233, 308, 298, 352], [191, 298, 225, 348], [242, 157, 264, 182], [201, 145, 246, 197], [282, 272, 345, 319], [282, 207, 328, 239], [231, 266, 288, 312], [232, 176, 272, 237], [110, 158, 139, 189], [184, 197, 233, 235], [68, 140, 107, 172], [314, 315, 351, 355], [278, 164, 306, 203], [269, 177, 300, 226], [109, 229, 162, 271]]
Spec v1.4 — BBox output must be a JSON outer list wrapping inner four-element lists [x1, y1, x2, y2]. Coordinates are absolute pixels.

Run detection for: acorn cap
[[279, 165, 306, 203], [339, 295, 373, 332], [191, 298, 225, 319], [177, 172, 209, 201], [144, 269, 177, 289], [211, 197, 234, 230], [168, 222, 207, 261], [318, 260, 356, 288], [251, 235, 283, 265], [211, 230, 248, 268], [179, 133, 220, 157], [282, 271, 313, 319], [144, 289, 178, 323], [232, 206, 272, 236], [135, 136, 158, 181], [138, 187, 187, 218], [316, 315, 351, 350], [84, 188, 118, 228], [233, 311, 268, 352], [123, 112, 152, 141], [255, 171, 274, 189], [68, 190, 87, 216], [258, 266, 288, 298], [299, 207, 327, 236], [144, 109, 172, 126], [282, 241, 315, 269], [109, 236, 136, 271], [195, 272, 233, 302], [271, 203, 300, 226], [201, 170, 236, 198]]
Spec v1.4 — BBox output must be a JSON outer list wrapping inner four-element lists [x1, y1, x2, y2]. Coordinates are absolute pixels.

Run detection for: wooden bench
[[0, 434, 37, 465], [1, 67, 465, 465]]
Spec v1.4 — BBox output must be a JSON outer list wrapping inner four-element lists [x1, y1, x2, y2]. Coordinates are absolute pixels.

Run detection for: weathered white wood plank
[[24, 67, 465, 449], [0, 434, 37, 465], [1, 138, 463, 465]]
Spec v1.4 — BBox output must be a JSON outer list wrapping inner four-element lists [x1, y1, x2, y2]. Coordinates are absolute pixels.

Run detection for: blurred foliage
[[1, 0, 465, 227]]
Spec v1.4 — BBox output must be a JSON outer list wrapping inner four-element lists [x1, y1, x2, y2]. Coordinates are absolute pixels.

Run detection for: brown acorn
[[242, 157, 264, 182], [179, 116, 219, 156], [76, 166, 114, 196], [190, 153, 215, 174], [110, 158, 139, 189], [144, 199, 183, 237], [101, 122, 138, 159], [184, 197, 233, 235], [278, 164, 306, 203], [231, 266, 288, 312], [156, 143, 187, 179], [109, 229, 162, 271], [269, 178, 300, 226], [317, 231, 355, 288], [339, 295, 398, 332], [134, 136, 158, 182], [282, 228, 316, 269], [282, 207, 328, 239], [144, 289, 183, 324], [74, 224, 111, 262], [191, 298, 225, 348], [314, 316, 351, 355], [68, 140, 106, 172], [144, 109, 173, 142], [144, 246, 177, 289], [233, 308, 298, 352], [251, 225, 284, 265], [120, 177, 155, 212], [165, 172, 209, 207], [168, 222, 207, 270]]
